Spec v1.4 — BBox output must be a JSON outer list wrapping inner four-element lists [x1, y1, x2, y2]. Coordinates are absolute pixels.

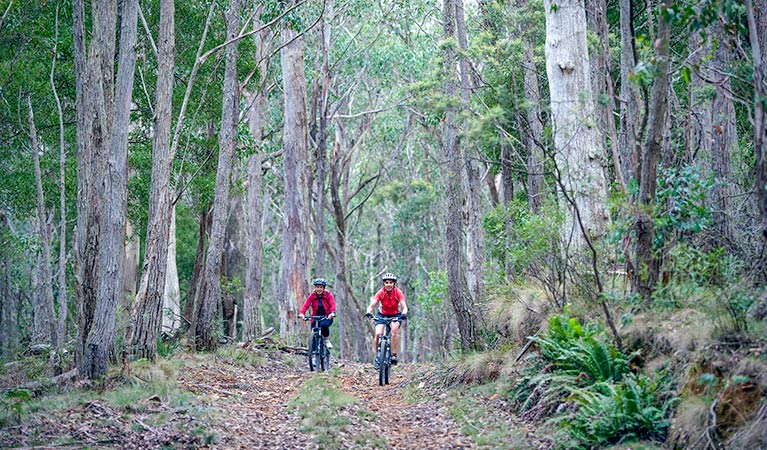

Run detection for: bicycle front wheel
[[383, 345, 391, 385], [321, 345, 331, 371], [309, 335, 320, 372], [378, 343, 387, 386]]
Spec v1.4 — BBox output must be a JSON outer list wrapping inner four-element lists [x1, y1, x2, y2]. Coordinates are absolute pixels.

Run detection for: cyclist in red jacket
[[299, 278, 337, 349], [365, 273, 408, 367]]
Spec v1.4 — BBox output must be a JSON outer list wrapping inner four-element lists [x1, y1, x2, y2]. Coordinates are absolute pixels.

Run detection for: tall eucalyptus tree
[[242, 10, 272, 342], [27, 98, 57, 348], [442, 0, 481, 351], [277, 0, 310, 338], [543, 0, 608, 252], [129, 0, 176, 361], [196, 0, 241, 350], [73, 0, 138, 379]]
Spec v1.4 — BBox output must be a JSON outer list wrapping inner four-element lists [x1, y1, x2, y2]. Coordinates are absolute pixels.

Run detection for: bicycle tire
[[309, 334, 320, 372], [321, 345, 331, 371], [384, 345, 391, 385], [378, 343, 387, 386]]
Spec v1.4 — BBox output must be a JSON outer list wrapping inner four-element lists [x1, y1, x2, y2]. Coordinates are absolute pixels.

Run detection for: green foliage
[[556, 372, 678, 449], [0, 388, 33, 425], [534, 314, 630, 384], [511, 312, 678, 449], [484, 197, 562, 279], [654, 165, 713, 246]]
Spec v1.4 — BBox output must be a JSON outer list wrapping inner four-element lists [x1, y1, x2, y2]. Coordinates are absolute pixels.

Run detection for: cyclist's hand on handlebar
[[365, 313, 373, 319], [298, 314, 305, 321], [399, 313, 407, 321], [329, 312, 336, 319]]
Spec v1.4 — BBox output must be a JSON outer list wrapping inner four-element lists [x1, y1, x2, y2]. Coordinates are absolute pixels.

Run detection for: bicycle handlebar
[[303, 315, 332, 321]]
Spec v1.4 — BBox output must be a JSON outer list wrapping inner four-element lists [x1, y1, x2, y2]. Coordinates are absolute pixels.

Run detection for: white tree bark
[[196, 0, 241, 350], [162, 207, 180, 335], [277, 4, 310, 338], [543, 0, 608, 249]]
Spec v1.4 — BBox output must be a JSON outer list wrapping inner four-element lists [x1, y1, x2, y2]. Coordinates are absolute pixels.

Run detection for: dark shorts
[[374, 313, 400, 326]]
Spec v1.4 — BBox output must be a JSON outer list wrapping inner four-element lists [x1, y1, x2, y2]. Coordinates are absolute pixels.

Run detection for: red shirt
[[300, 291, 336, 316], [374, 287, 405, 316]]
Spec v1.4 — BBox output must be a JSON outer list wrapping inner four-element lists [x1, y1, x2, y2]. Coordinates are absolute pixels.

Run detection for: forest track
[[0, 349, 477, 449], [187, 352, 476, 449]]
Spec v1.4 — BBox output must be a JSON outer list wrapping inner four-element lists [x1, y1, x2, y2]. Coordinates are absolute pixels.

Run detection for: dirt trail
[[0, 350, 477, 449], [187, 352, 476, 449]]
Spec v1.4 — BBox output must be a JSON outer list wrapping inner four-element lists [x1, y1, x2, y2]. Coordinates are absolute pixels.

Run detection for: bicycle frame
[[304, 315, 331, 372], [372, 316, 401, 386]]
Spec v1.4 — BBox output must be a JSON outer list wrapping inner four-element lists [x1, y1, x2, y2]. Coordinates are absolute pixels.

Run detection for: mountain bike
[[304, 316, 331, 372], [368, 315, 404, 386]]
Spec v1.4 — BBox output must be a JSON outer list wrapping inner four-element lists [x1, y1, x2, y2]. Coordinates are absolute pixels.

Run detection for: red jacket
[[300, 291, 337, 316]]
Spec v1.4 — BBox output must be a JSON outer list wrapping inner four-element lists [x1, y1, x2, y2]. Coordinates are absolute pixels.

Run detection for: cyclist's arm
[[398, 298, 408, 316], [365, 294, 379, 315]]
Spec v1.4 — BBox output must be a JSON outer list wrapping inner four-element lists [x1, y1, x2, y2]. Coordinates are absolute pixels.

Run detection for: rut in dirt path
[[189, 352, 475, 450]]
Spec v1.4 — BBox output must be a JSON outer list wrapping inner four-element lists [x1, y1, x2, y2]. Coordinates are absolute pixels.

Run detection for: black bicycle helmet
[[312, 278, 327, 286], [381, 273, 397, 283]]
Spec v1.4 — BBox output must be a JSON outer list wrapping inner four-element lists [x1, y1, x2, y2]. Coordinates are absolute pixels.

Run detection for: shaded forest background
[[1, 0, 767, 448]]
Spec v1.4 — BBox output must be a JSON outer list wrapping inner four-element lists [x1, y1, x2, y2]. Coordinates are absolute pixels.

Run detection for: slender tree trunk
[[162, 207, 181, 335], [27, 97, 57, 347], [277, 2, 310, 339], [619, 0, 640, 184], [544, 0, 608, 251], [184, 206, 209, 332], [746, 0, 767, 312], [518, 8, 545, 213], [442, 0, 481, 351], [454, 0, 485, 311], [314, 0, 333, 278], [243, 94, 266, 341], [50, 8, 68, 350], [196, 0, 241, 350], [128, 0, 175, 361], [635, 0, 671, 305]]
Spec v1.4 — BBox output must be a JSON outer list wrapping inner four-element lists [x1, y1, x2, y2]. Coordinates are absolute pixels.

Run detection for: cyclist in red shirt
[[365, 273, 408, 368], [299, 278, 337, 349]]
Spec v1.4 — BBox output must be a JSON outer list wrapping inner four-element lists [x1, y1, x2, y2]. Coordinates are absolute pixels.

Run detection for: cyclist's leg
[[390, 321, 401, 362], [319, 318, 333, 349]]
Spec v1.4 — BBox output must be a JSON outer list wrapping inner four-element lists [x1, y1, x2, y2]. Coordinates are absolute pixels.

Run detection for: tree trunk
[[50, 11, 68, 350], [518, 4, 545, 213], [543, 0, 608, 251], [74, 0, 139, 379], [128, 0, 175, 361], [162, 207, 181, 335], [454, 0, 485, 312], [27, 97, 57, 347], [314, 0, 333, 278], [184, 206, 209, 333], [635, 0, 671, 305], [196, 0, 241, 350], [442, 0, 481, 351], [709, 20, 737, 244], [277, 3, 310, 339], [619, 0, 640, 184]]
